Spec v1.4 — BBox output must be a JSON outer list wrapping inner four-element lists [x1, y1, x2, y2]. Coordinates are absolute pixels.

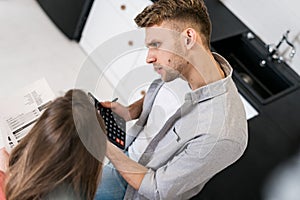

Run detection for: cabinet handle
[[128, 40, 133, 46], [120, 4, 126, 10]]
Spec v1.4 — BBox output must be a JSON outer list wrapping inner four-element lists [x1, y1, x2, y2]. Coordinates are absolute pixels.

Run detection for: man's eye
[[150, 42, 160, 48], [146, 42, 161, 49], [153, 43, 159, 47], [154, 42, 161, 48]]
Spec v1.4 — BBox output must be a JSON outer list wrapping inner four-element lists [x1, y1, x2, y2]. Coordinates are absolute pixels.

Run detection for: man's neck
[[184, 51, 225, 90]]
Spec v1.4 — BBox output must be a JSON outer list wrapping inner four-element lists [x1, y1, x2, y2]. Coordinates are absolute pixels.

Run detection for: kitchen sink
[[211, 31, 300, 105]]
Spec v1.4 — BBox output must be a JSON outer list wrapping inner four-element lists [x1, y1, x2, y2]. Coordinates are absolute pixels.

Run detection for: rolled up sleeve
[[138, 168, 159, 199], [137, 137, 245, 200]]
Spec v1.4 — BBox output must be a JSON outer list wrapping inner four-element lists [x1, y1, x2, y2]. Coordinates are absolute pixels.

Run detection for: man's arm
[[106, 141, 148, 190], [127, 95, 145, 120], [137, 138, 244, 199]]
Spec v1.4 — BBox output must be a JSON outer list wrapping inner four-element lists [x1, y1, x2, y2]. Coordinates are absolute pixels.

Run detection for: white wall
[[79, 0, 156, 104], [220, 0, 300, 75]]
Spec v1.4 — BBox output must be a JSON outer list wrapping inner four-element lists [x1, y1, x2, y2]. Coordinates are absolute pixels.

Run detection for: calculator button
[[99, 106, 125, 149]]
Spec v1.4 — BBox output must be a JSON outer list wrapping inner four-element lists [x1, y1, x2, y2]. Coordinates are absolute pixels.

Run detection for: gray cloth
[[44, 184, 80, 200], [124, 53, 248, 200]]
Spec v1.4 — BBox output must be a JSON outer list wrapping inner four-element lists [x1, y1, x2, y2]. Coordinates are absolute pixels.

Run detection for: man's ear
[[183, 28, 197, 50]]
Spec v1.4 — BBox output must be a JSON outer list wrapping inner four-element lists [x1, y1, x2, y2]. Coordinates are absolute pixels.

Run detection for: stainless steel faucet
[[267, 30, 296, 63]]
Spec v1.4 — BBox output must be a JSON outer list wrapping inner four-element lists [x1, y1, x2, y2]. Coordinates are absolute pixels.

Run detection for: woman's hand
[[0, 148, 9, 173]]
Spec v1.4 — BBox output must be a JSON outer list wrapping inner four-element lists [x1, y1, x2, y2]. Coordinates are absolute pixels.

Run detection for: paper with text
[[0, 78, 55, 151]]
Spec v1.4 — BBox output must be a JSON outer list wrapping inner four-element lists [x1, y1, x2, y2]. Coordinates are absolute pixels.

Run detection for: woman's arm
[[0, 171, 6, 200], [0, 148, 9, 200], [0, 148, 8, 173]]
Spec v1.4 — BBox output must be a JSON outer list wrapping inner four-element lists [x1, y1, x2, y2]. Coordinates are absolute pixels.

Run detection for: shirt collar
[[185, 52, 233, 104]]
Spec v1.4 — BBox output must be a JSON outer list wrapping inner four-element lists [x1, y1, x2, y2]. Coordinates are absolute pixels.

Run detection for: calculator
[[88, 92, 126, 150]]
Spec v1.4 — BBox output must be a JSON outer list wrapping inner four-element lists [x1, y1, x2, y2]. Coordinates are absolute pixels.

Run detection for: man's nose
[[146, 50, 157, 64]]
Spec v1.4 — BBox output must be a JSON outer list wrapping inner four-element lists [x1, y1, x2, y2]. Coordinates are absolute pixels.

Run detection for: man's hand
[[101, 94, 145, 122], [0, 148, 9, 173], [101, 101, 132, 122]]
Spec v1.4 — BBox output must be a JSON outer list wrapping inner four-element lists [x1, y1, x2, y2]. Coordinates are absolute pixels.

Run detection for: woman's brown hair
[[5, 89, 106, 200]]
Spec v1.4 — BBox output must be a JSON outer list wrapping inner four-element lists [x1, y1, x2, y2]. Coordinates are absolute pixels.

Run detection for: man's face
[[145, 25, 187, 82]]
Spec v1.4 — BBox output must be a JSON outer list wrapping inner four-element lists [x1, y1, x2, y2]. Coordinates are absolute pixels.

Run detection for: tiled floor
[[0, 0, 87, 98]]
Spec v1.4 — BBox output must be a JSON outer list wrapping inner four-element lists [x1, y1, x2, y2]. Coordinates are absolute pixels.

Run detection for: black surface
[[204, 0, 248, 42], [192, 1, 300, 198], [151, 0, 248, 42], [145, 1, 300, 199], [192, 86, 300, 200], [211, 32, 300, 106], [37, 0, 94, 41], [193, 1, 300, 199]]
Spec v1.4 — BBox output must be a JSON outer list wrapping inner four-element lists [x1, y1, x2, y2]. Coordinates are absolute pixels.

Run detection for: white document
[[239, 94, 259, 120], [0, 78, 55, 151]]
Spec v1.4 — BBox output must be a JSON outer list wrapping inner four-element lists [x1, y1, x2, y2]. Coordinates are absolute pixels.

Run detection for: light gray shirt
[[124, 53, 248, 200]]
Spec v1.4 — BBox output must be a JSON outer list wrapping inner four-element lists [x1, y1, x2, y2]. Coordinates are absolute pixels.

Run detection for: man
[[96, 0, 248, 199]]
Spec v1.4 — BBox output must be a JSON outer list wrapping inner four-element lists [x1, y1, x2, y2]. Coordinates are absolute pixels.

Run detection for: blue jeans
[[95, 161, 128, 200]]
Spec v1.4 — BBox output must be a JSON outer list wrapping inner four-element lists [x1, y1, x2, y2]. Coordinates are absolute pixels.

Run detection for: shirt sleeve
[[138, 135, 245, 200], [0, 171, 6, 200]]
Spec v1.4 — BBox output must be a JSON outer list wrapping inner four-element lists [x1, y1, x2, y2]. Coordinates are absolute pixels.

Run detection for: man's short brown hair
[[134, 0, 212, 48]]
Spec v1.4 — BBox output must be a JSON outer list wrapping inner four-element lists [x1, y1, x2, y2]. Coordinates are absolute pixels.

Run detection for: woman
[[0, 89, 106, 200]]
